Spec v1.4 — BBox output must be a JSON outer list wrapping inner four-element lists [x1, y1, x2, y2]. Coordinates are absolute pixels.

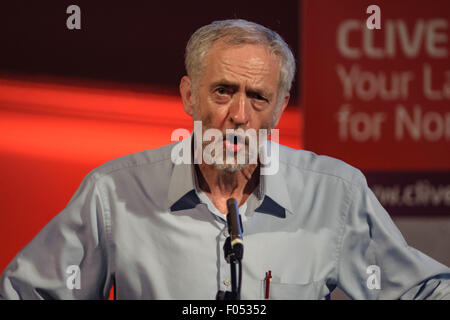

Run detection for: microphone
[[226, 198, 244, 261]]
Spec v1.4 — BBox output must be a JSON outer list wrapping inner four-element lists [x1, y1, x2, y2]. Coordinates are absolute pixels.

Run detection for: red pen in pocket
[[265, 270, 272, 299]]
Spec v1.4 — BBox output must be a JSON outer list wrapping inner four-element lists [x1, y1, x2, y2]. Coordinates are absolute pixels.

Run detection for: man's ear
[[179, 76, 195, 117], [272, 92, 290, 128]]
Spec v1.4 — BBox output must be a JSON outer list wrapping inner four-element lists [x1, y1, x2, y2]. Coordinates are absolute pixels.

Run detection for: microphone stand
[[216, 199, 243, 300], [224, 237, 242, 300]]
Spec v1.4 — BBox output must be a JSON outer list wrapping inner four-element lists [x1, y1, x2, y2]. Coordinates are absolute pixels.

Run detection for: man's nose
[[229, 93, 249, 127]]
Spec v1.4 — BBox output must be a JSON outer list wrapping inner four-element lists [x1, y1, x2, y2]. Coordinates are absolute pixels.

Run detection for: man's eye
[[216, 87, 228, 95], [249, 92, 268, 102]]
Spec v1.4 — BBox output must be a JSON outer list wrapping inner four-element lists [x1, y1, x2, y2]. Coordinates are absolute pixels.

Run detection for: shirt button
[[223, 279, 231, 286], [223, 229, 229, 237]]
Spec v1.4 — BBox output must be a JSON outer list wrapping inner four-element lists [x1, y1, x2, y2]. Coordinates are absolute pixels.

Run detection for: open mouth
[[224, 133, 245, 153]]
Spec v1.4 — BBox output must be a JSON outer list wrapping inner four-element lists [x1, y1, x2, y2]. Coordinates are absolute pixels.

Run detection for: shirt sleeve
[[336, 172, 450, 300], [0, 172, 113, 300]]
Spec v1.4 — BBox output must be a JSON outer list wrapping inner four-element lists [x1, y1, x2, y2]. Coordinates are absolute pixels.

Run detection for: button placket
[[218, 225, 231, 292]]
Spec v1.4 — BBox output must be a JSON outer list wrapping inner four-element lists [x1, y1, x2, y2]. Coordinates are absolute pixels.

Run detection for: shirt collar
[[167, 135, 293, 218], [167, 134, 201, 211], [255, 168, 293, 218]]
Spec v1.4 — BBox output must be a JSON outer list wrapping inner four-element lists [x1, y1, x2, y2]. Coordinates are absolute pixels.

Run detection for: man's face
[[184, 41, 287, 172]]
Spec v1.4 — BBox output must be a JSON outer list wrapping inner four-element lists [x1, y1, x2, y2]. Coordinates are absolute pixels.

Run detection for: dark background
[[0, 1, 300, 102]]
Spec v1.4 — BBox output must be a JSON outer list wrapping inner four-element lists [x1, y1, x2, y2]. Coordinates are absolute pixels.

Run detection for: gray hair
[[185, 19, 296, 110]]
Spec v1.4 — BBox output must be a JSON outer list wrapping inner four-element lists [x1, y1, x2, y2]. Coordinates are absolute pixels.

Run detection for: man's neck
[[195, 163, 259, 214]]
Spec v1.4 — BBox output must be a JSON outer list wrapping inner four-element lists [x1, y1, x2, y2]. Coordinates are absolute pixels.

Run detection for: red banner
[[302, 0, 450, 216], [303, 0, 450, 171]]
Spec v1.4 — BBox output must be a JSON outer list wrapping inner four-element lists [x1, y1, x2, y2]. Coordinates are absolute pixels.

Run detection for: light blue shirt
[[1, 135, 449, 299]]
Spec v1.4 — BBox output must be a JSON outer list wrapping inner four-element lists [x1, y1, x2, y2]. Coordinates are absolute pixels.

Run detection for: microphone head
[[226, 198, 238, 213], [226, 198, 239, 229], [226, 198, 244, 261]]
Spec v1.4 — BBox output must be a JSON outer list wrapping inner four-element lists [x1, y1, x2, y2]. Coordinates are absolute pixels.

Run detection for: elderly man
[[1, 19, 449, 300]]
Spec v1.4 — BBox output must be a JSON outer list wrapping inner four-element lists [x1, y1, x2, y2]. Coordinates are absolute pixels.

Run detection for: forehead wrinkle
[[219, 58, 273, 91], [201, 42, 281, 95], [222, 54, 270, 75]]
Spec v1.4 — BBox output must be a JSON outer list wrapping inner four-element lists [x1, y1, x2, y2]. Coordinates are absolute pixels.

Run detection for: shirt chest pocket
[[262, 280, 326, 300]]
